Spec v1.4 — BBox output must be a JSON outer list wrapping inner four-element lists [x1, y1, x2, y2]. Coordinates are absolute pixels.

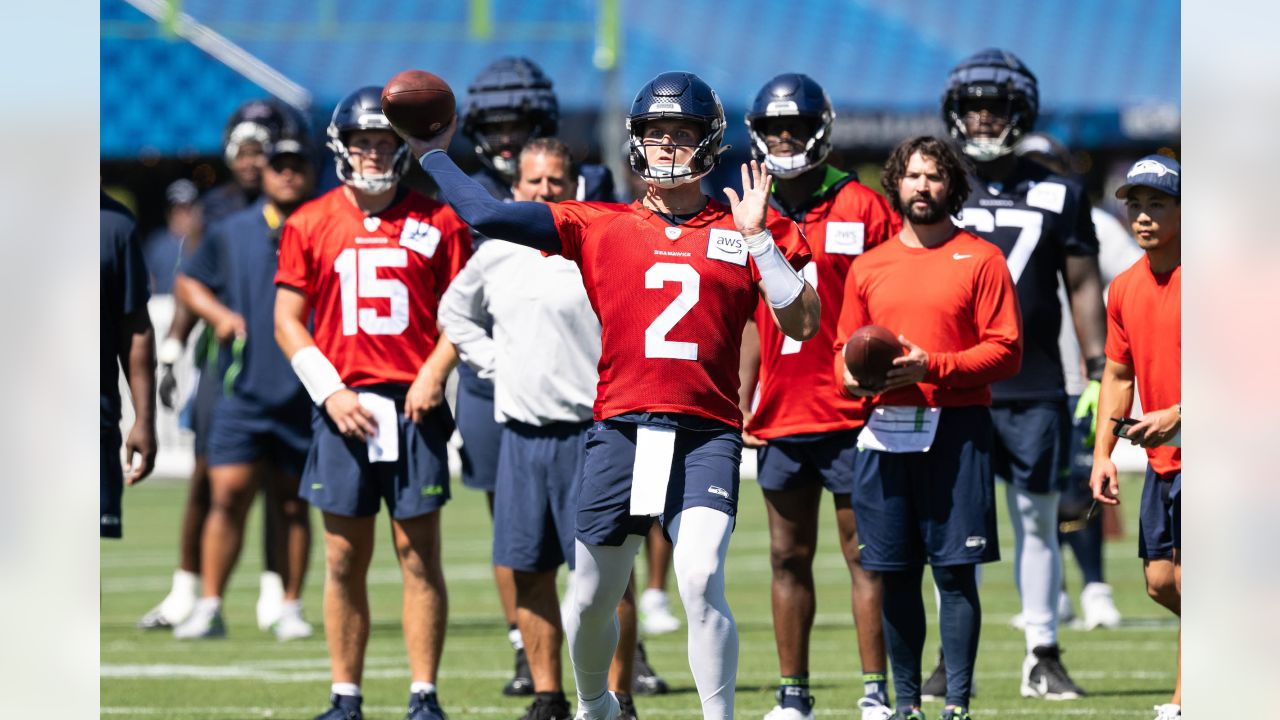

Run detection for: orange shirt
[[833, 231, 1023, 407], [1105, 256, 1181, 474]]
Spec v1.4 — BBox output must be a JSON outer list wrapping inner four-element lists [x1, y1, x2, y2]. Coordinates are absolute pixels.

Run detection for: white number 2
[[644, 263, 700, 360], [780, 262, 818, 355], [957, 207, 1043, 283], [334, 247, 410, 336]]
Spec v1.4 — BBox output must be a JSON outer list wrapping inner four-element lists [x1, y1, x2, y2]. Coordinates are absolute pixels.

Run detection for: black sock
[[933, 564, 981, 708], [778, 674, 810, 712], [881, 565, 926, 710], [1062, 515, 1105, 586]]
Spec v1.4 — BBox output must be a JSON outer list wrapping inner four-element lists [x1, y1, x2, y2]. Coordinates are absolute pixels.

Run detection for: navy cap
[[267, 136, 310, 161], [1115, 154, 1180, 199]]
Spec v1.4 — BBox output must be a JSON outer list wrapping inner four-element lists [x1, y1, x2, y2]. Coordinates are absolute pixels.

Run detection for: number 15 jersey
[[275, 187, 472, 388], [548, 199, 811, 428]]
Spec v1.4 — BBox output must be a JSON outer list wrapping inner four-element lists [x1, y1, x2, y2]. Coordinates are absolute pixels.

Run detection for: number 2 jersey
[[546, 198, 811, 428], [957, 158, 1098, 401], [275, 187, 472, 387]]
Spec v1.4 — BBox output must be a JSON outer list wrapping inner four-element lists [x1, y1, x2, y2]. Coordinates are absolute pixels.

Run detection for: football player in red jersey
[[738, 74, 900, 720], [274, 87, 471, 720], [408, 71, 819, 720]]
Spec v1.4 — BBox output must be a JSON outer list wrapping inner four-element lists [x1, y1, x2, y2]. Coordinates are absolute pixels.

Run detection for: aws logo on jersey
[[399, 217, 441, 258], [706, 229, 747, 266], [825, 222, 865, 255]]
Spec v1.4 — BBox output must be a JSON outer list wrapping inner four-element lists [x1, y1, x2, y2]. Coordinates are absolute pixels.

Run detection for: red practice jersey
[[749, 173, 901, 439], [833, 231, 1022, 408], [547, 198, 811, 427], [1104, 257, 1181, 475], [275, 187, 471, 387]]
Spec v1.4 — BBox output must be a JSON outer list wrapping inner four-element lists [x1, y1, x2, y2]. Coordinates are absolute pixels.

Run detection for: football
[[380, 70, 455, 139], [843, 325, 904, 391]]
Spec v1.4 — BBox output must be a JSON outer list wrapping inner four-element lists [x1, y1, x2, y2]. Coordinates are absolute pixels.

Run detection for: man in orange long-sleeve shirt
[[832, 136, 1022, 720]]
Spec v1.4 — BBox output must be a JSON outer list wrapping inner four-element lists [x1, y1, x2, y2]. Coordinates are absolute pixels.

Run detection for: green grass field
[[102, 473, 1175, 719]]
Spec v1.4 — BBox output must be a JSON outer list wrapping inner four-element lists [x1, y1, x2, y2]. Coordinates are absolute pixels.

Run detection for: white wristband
[[290, 346, 346, 405], [157, 337, 185, 365], [744, 229, 806, 308]]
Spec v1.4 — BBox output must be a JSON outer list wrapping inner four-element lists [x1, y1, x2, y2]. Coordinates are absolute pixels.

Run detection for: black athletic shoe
[[504, 647, 535, 696], [314, 694, 363, 720], [631, 642, 669, 695], [406, 690, 447, 720], [519, 693, 572, 720], [615, 693, 639, 720], [1020, 645, 1086, 700]]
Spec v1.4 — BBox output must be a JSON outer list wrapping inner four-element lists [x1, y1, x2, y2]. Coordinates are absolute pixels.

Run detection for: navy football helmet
[[745, 73, 834, 178], [942, 48, 1039, 162], [462, 57, 560, 178], [326, 86, 411, 194], [626, 71, 726, 188], [223, 98, 306, 166]]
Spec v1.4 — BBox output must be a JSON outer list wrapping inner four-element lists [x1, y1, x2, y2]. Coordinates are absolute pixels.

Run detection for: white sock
[[331, 682, 360, 697], [280, 599, 302, 616], [1006, 484, 1063, 650], [172, 569, 199, 596], [565, 536, 642, 703], [259, 571, 284, 597], [195, 596, 221, 614], [410, 681, 435, 695], [508, 626, 524, 650], [640, 587, 668, 609], [669, 507, 738, 720]]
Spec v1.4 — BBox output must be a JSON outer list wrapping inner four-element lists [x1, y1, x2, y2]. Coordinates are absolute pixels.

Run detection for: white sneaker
[[137, 570, 199, 629], [1081, 582, 1122, 630], [763, 705, 813, 720], [1057, 589, 1076, 625], [638, 589, 681, 635], [173, 598, 226, 639], [574, 691, 621, 720], [256, 571, 285, 631], [1153, 703, 1180, 719], [272, 601, 314, 641], [856, 696, 895, 720]]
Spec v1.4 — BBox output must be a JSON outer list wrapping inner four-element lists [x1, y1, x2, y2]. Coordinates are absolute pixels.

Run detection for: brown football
[[380, 70, 455, 139], [843, 325, 904, 391]]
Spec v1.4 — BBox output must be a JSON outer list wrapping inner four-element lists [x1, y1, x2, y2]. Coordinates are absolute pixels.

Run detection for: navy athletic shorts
[[576, 417, 741, 547], [207, 396, 312, 477], [299, 386, 454, 519], [990, 399, 1072, 494], [851, 406, 1000, 571], [1138, 465, 1181, 560], [454, 366, 502, 492], [755, 428, 859, 495], [492, 420, 590, 572]]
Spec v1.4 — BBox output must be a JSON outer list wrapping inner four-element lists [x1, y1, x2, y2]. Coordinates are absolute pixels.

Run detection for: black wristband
[[1085, 356, 1106, 382]]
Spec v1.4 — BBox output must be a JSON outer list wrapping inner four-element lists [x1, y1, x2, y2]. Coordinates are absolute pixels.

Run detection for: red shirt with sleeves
[[274, 187, 472, 387], [1104, 257, 1181, 474], [749, 178, 901, 439], [832, 230, 1023, 407], [547, 198, 811, 427]]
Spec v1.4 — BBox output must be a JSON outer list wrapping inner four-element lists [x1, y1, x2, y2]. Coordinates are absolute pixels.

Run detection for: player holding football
[[834, 136, 1022, 720], [170, 132, 318, 641], [928, 48, 1103, 700], [1089, 154, 1181, 720], [737, 73, 899, 720], [274, 87, 471, 720], [407, 71, 819, 720]]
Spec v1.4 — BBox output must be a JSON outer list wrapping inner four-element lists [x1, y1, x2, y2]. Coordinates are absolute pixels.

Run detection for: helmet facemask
[[747, 116, 830, 179], [326, 126, 410, 194]]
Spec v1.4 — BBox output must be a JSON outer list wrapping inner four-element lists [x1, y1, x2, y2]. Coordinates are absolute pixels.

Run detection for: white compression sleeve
[[290, 345, 345, 405], [669, 507, 738, 720], [1007, 484, 1063, 650], [564, 536, 643, 705], [743, 230, 805, 309]]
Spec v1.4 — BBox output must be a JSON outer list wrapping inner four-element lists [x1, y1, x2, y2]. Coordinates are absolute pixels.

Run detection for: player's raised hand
[[723, 160, 771, 238], [881, 335, 929, 391], [397, 114, 457, 160], [324, 388, 379, 440]]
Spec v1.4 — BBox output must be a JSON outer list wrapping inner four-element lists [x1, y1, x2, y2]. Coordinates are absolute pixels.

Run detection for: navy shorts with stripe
[[1138, 465, 1181, 560], [300, 387, 454, 519], [207, 396, 312, 477], [493, 420, 590, 572], [576, 418, 742, 547], [851, 406, 1000, 571], [990, 399, 1071, 494], [454, 366, 502, 492], [101, 428, 123, 539], [756, 428, 859, 495]]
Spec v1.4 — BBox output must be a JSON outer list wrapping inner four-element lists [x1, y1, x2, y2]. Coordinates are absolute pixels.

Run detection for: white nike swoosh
[[953, 253, 973, 260]]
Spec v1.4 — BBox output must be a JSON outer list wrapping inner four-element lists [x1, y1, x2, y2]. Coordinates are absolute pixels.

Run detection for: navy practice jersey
[[957, 158, 1098, 401], [182, 200, 308, 410], [101, 192, 151, 429]]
